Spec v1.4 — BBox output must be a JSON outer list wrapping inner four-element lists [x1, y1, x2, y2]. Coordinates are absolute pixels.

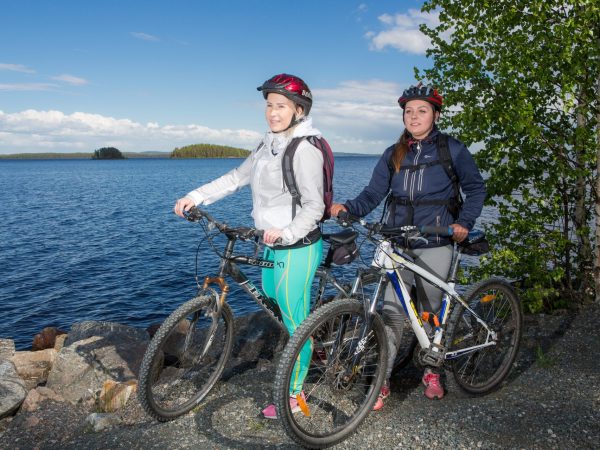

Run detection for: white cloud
[[0, 110, 262, 153], [366, 9, 439, 54], [310, 79, 406, 153], [52, 74, 89, 86], [130, 32, 160, 42], [0, 83, 57, 91], [0, 79, 410, 155], [0, 63, 35, 74]]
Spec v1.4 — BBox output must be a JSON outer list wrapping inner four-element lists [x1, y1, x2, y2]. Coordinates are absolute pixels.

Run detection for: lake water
[[0, 156, 494, 349]]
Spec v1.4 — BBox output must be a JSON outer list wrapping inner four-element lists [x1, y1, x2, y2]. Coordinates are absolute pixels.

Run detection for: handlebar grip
[[184, 206, 203, 222], [336, 210, 360, 227], [419, 226, 453, 237]]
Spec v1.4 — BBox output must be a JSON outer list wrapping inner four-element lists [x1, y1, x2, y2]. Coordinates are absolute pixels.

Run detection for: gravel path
[[1, 303, 598, 449]]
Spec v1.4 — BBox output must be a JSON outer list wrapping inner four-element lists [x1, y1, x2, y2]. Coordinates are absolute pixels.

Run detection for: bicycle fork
[[335, 273, 386, 385]]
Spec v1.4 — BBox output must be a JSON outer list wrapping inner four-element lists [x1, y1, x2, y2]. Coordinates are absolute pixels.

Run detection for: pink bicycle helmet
[[257, 73, 313, 115]]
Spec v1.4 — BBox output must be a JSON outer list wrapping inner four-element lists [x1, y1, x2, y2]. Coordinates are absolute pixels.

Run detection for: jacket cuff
[[185, 191, 203, 206], [454, 219, 472, 230], [281, 228, 295, 246]]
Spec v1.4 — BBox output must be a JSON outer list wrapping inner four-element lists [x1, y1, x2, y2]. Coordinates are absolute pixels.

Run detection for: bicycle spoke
[[274, 299, 387, 448], [138, 297, 234, 420], [448, 280, 522, 395]]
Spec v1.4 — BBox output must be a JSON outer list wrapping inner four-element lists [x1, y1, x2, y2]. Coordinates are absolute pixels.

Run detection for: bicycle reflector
[[480, 294, 496, 304]]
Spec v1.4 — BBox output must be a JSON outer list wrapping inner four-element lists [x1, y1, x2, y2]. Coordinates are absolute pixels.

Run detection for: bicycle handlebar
[[336, 211, 453, 238], [183, 206, 287, 245], [184, 206, 262, 241]]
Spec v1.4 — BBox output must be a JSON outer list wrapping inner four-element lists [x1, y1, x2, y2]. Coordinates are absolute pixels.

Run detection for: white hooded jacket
[[185, 118, 325, 246]]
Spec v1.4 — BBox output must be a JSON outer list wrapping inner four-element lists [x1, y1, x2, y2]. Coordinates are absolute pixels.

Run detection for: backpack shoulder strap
[[437, 133, 464, 214], [281, 137, 305, 218], [437, 134, 461, 197]]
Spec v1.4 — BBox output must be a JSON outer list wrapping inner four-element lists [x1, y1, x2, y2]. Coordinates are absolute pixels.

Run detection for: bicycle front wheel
[[138, 295, 234, 421], [447, 278, 522, 395], [273, 298, 387, 448]]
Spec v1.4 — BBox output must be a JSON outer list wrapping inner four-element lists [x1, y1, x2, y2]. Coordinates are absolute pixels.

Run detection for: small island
[[170, 143, 250, 159], [92, 147, 125, 160]]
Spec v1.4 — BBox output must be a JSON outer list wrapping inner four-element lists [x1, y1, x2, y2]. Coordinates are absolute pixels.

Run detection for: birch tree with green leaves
[[418, 0, 599, 311]]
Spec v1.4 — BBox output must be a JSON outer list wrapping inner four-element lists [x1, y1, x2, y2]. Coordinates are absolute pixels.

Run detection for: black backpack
[[281, 136, 334, 222], [384, 133, 463, 223]]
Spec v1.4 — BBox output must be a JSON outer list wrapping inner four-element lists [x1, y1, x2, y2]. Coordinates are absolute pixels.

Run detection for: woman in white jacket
[[174, 74, 324, 419]]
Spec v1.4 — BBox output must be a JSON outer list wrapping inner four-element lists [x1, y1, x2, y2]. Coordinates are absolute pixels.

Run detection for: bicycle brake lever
[[409, 236, 429, 245]]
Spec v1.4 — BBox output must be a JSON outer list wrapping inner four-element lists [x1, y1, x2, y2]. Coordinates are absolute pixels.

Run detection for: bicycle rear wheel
[[273, 299, 387, 448], [447, 278, 522, 395], [138, 295, 234, 421]]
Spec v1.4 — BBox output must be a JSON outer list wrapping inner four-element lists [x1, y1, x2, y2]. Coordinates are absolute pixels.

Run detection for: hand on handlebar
[[174, 197, 196, 218], [450, 223, 468, 242], [263, 228, 283, 245], [330, 203, 348, 217]]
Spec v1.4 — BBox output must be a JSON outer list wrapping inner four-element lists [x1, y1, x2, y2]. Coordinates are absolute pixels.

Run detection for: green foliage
[[92, 147, 125, 160], [419, 0, 599, 311], [535, 345, 556, 369], [170, 144, 250, 159]]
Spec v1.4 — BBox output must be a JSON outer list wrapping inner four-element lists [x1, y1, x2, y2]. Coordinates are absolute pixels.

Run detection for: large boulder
[[63, 321, 149, 347], [0, 339, 15, 359], [0, 359, 27, 419], [11, 348, 57, 390], [20, 386, 65, 413], [227, 310, 288, 373], [46, 321, 149, 404]]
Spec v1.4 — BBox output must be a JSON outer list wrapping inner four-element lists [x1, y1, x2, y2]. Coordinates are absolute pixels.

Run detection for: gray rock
[[85, 412, 122, 432], [65, 321, 149, 347], [0, 360, 27, 419], [231, 311, 287, 364], [20, 386, 65, 412], [0, 340, 15, 359], [46, 322, 149, 404]]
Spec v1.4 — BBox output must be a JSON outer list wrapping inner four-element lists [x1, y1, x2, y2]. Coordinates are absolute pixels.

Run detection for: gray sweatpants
[[381, 245, 453, 379]]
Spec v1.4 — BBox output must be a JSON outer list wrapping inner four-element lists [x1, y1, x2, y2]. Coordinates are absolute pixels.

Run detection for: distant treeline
[[0, 152, 174, 160], [170, 144, 250, 159], [0, 153, 92, 159]]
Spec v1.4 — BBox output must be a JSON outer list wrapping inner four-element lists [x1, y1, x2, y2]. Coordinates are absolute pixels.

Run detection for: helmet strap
[[273, 106, 305, 134]]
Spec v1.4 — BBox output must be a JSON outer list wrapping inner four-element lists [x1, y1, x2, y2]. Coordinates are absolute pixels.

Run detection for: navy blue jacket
[[345, 129, 486, 248]]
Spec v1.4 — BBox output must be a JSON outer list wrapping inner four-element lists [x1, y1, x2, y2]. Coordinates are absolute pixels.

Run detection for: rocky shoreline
[[0, 304, 599, 449]]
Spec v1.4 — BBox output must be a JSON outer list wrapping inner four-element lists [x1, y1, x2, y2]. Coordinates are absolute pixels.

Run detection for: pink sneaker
[[422, 371, 444, 400], [262, 392, 305, 419], [372, 380, 391, 411]]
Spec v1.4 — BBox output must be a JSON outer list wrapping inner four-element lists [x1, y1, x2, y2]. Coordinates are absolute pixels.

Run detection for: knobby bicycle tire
[[138, 295, 234, 421], [446, 278, 523, 395], [391, 319, 418, 373], [273, 299, 388, 448]]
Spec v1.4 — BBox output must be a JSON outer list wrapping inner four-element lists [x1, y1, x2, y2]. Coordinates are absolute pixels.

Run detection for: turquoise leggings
[[262, 239, 323, 395]]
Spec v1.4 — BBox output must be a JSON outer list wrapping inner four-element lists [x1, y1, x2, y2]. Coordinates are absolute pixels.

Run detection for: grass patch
[[535, 345, 556, 368]]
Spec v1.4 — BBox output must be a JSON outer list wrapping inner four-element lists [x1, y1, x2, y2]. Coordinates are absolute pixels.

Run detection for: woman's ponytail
[[391, 129, 411, 172]]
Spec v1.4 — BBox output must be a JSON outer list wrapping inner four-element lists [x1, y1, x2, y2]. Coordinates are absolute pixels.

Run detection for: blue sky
[[0, 0, 439, 154]]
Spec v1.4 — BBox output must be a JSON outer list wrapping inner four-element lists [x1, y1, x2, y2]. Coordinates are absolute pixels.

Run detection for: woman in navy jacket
[[331, 83, 486, 407]]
